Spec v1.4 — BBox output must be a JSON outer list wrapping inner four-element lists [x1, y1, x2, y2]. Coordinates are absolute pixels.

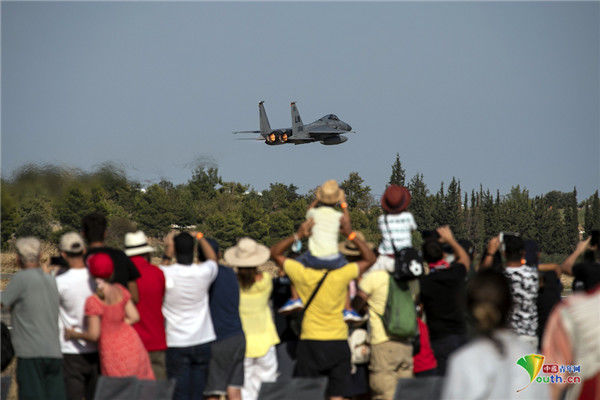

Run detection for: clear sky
[[2, 2, 599, 200]]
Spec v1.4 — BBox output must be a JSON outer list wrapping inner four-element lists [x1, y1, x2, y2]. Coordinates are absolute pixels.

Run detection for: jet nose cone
[[346, 124, 352, 131]]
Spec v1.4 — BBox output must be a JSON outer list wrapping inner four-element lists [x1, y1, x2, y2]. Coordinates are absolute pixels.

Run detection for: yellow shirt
[[239, 272, 280, 358], [358, 270, 390, 345], [306, 206, 342, 257], [283, 259, 359, 340]]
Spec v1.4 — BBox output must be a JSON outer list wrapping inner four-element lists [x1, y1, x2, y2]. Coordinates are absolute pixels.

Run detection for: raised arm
[[560, 238, 590, 275], [271, 219, 314, 268], [480, 236, 500, 269], [339, 214, 377, 276], [437, 225, 470, 271], [196, 233, 217, 262]]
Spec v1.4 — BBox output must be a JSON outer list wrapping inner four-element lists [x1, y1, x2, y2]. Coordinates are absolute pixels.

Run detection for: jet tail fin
[[259, 101, 271, 136], [291, 102, 304, 136]]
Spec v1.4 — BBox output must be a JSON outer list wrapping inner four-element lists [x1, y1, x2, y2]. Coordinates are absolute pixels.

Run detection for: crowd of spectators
[[1, 179, 599, 400]]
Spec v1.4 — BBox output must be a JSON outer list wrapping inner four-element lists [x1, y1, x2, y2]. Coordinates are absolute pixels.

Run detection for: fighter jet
[[233, 101, 353, 145]]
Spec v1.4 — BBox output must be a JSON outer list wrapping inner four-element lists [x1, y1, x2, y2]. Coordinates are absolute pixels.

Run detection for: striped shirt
[[377, 212, 417, 255]]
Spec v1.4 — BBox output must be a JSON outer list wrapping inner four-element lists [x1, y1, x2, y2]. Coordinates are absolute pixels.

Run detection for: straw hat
[[224, 237, 270, 267], [339, 231, 374, 257], [124, 231, 155, 257], [316, 180, 344, 205], [381, 185, 411, 214]]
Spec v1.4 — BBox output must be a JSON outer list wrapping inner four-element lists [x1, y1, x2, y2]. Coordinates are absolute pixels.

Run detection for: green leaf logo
[[516, 354, 545, 392]]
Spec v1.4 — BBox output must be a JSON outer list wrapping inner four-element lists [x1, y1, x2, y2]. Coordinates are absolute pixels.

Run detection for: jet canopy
[[321, 114, 339, 121]]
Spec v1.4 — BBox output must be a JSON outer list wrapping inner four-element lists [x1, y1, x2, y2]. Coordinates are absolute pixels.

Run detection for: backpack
[[377, 275, 417, 340], [382, 216, 424, 281], [348, 328, 370, 365], [1, 322, 14, 372]]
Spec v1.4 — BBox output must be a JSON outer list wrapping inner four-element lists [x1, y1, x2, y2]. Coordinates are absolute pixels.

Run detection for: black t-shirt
[[85, 246, 140, 287], [572, 262, 600, 291], [420, 262, 467, 340]]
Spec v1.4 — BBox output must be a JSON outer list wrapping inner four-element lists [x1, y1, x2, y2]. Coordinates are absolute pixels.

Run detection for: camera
[[50, 256, 68, 268]]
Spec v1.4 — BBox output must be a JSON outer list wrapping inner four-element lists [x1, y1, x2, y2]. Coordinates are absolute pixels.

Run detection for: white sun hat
[[124, 231, 155, 257], [223, 237, 270, 267]]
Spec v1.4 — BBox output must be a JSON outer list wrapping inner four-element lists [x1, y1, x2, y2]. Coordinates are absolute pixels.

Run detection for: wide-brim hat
[[316, 180, 344, 205], [339, 231, 374, 257], [124, 230, 155, 257], [224, 237, 270, 267], [381, 185, 411, 214]]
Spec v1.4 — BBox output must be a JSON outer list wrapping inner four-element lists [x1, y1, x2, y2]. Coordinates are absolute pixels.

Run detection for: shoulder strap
[[383, 215, 399, 254], [303, 271, 330, 313]]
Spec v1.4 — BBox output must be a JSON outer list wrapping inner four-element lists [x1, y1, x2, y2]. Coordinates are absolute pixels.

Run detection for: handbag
[[383, 215, 424, 281]]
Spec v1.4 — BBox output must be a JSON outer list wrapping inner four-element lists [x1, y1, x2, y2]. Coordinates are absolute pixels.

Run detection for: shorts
[[294, 340, 352, 397], [203, 333, 246, 396], [369, 340, 413, 400], [295, 252, 347, 270]]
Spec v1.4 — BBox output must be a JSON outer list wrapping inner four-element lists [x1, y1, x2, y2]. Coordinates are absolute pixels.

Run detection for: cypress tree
[[563, 186, 580, 248], [388, 153, 406, 187], [592, 191, 600, 230]]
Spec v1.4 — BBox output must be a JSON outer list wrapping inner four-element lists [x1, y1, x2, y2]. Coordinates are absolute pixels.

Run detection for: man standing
[[81, 213, 140, 302], [419, 226, 470, 375], [271, 215, 376, 400], [201, 238, 245, 400], [161, 232, 218, 400], [55, 232, 99, 400], [1, 237, 66, 400], [124, 231, 167, 380]]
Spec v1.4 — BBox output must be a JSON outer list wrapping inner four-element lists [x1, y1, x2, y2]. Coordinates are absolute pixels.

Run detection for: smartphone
[[591, 230, 600, 247]]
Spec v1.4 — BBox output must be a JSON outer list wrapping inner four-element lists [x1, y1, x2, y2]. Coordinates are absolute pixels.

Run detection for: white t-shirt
[[56, 268, 97, 354], [377, 212, 417, 255], [161, 261, 218, 347], [306, 206, 343, 257]]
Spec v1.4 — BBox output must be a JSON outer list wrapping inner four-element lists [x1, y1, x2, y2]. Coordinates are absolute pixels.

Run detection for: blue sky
[[2, 2, 598, 200]]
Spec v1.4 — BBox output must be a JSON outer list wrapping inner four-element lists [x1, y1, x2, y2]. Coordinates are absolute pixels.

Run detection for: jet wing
[[307, 128, 347, 140]]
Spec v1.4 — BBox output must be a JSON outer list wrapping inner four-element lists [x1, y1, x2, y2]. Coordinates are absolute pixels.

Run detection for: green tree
[[189, 167, 221, 200], [407, 173, 434, 230], [340, 172, 372, 211], [443, 177, 465, 236], [1, 187, 20, 249], [583, 204, 592, 237], [388, 153, 406, 187], [15, 197, 53, 240], [591, 191, 600, 230], [498, 186, 535, 239], [56, 186, 95, 230], [563, 187, 579, 249]]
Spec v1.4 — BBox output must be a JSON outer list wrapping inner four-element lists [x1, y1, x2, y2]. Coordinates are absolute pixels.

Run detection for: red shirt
[[413, 318, 438, 373], [130, 256, 167, 351]]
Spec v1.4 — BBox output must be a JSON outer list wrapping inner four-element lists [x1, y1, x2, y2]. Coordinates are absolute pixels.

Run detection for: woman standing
[[224, 238, 279, 400], [65, 252, 155, 380], [442, 270, 548, 399]]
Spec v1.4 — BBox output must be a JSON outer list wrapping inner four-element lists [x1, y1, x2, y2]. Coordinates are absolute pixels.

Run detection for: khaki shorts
[[369, 340, 413, 400]]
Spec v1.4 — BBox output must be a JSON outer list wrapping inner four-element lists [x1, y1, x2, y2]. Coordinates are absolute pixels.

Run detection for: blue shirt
[[209, 265, 244, 340]]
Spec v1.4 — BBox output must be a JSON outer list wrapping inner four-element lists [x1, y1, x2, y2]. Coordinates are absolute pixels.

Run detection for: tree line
[[2, 157, 599, 259]]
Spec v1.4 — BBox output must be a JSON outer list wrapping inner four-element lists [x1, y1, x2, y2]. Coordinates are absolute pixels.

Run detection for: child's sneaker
[[343, 309, 365, 323], [278, 298, 304, 314]]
